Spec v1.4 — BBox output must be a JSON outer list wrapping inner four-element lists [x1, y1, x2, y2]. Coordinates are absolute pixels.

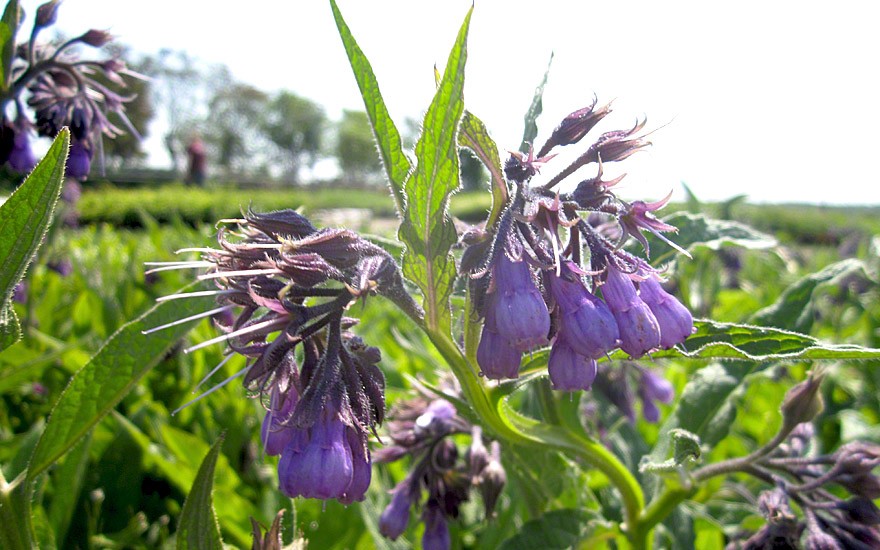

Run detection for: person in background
[[185, 134, 206, 186]]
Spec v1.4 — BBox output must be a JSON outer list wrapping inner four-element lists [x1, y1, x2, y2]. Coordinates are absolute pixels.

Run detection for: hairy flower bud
[[537, 99, 612, 158], [600, 266, 661, 358], [548, 338, 598, 391], [548, 266, 620, 359], [379, 484, 413, 540], [467, 426, 489, 481], [491, 254, 550, 351], [780, 373, 825, 431], [478, 442, 506, 519], [35, 0, 60, 28], [78, 29, 113, 47], [638, 276, 694, 349]]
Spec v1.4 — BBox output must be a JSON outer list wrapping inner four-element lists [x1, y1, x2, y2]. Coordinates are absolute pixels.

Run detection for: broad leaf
[[0, 129, 69, 351], [331, 0, 411, 216], [500, 509, 603, 550], [519, 53, 553, 153], [459, 110, 508, 228], [751, 258, 870, 333], [398, 7, 471, 333], [642, 212, 777, 264], [0, 0, 21, 92], [176, 434, 225, 550], [47, 432, 92, 545], [26, 288, 214, 480]]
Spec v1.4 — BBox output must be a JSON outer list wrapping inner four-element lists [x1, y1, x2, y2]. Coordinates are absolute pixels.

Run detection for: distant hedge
[[77, 183, 494, 227]]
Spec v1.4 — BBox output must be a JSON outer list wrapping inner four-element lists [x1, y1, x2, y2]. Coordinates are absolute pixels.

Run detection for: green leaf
[[641, 212, 777, 264], [459, 110, 508, 228], [640, 429, 701, 474], [0, 0, 21, 92], [0, 129, 69, 351], [48, 431, 92, 545], [26, 287, 214, 481], [176, 434, 225, 550], [751, 258, 869, 333], [398, 7, 471, 333], [499, 508, 599, 550], [519, 53, 553, 153], [330, 0, 411, 216]]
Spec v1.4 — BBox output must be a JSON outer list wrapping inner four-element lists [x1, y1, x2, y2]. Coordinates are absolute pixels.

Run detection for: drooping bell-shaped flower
[[547, 338, 598, 391], [422, 504, 451, 550], [379, 482, 414, 540], [8, 131, 36, 173], [277, 403, 354, 500], [477, 297, 523, 380], [638, 276, 694, 349], [600, 265, 661, 358], [261, 384, 298, 456], [67, 141, 93, 180], [339, 429, 371, 504], [491, 253, 550, 352], [548, 265, 620, 359], [637, 368, 674, 423]]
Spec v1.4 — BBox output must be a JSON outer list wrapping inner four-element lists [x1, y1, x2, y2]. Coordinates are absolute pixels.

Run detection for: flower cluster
[[732, 423, 880, 549], [465, 99, 694, 391], [0, 0, 140, 178], [590, 362, 676, 424], [147, 209, 421, 503], [375, 389, 506, 549]]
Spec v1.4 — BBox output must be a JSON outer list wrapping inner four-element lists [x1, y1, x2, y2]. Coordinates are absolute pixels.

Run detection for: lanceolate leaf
[[398, 7, 471, 333], [331, 0, 411, 216], [751, 258, 870, 333], [26, 288, 214, 481], [0, 0, 21, 92], [176, 434, 226, 550], [459, 110, 508, 228], [0, 129, 69, 352], [500, 508, 605, 550], [520, 53, 553, 153]]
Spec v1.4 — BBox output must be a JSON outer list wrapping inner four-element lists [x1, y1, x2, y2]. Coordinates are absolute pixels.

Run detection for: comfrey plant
[[128, 2, 880, 548], [0, 0, 140, 179]]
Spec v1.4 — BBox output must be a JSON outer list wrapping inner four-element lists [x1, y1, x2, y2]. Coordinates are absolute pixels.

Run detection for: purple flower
[[548, 265, 620, 359], [490, 253, 550, 352], [537, 98, 613, 158], [600, 266, 660, 358], [67, 141, 93, 180], [13, 281, 27, 304], [339, 429, 371, 504], [547, 338, 598, 391], [638, 276, 694, 349], [422, 505, 451, 550], [477, 300, 522, 380], [379, 483, 413, 540], [8, 132, 36, 173], [277, 403, 354, 500], [637, 369, 674, 423], [261, 385, 298, 456]]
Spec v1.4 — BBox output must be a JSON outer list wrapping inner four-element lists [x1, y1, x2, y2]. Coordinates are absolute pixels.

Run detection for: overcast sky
[[18, 0, 880, 205]]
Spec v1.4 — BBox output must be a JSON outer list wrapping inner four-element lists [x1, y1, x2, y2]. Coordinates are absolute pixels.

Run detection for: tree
[[203, 83, 271, 176], [262, 91, 326, 183], [99, 45, 155, 168], [335, 109, 381, 185]]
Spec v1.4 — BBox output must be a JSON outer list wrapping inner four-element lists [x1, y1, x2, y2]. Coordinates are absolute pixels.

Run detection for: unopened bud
[[836, 497, 880, 525], [35, 0, 60, 28], [833, 442, 880, 499], [466, 426, 489, 481], [537, 99, 612, 158], [478, 441, 506, 518], [78, 29, 113, 47], [780, 372, 825, 431]]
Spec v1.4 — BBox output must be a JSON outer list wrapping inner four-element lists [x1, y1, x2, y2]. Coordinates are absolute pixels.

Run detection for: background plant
[[2, 2, 880, 549]]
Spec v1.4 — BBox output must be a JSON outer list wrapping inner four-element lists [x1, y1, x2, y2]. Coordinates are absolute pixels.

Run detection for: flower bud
[[71, 107, 90, 141], [35, 0, 61, 28], [78, 29, 113, 47], [600, 266, 661, 358], [638, 277, 694, 349], [537, 99, 612, 157], [547, 338, 598, 391], [780, 373, 825, 431], [414, 399, 457, 437], [379, 485, 413, 540], [422, 505, 451, 550], [8, 131, 36, 173], [491, 254, 550, 351], [833, 442, 880, 499], [836, 497, 880, 525], [478, 442, 506, 519], [548, 267, 620, 359], [67, 141, 93, 180], [467, 426, 489, 481]]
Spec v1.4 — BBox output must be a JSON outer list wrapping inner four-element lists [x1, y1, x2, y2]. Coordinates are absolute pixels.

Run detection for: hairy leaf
[[331, 0, 411, 216], [0, 129, 69, 351], [27, 287, 214, 480], [751, 258, 870, 333], [459, 110, 508, 228], [398, 7, 471, 333], [642, 212, 777, 264], [47, 432, 92, 545], [176, 434, 225, 550], [500, 508, 600, 550], [0, 0, 21, 92], [520, 53, 553, 153]]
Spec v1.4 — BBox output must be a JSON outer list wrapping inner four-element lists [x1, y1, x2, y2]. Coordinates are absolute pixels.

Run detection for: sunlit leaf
[[0, 129, 69, 351], [0, 0, 21, 92], [176, 434, 225, 550], [398, 7, 471, 333], [27, 287, 214, 480], [520, 53, 553, 153], [331, 0, 411, 216], [459, 110, 508, 228], [500, 508, 602, 550]]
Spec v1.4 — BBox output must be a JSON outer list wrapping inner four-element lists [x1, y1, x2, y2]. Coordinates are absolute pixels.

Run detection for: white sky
[[18, 0, 880, 205]]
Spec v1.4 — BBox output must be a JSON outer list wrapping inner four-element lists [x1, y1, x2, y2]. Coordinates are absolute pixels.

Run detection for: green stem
[[0, 471, 34, 550]]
